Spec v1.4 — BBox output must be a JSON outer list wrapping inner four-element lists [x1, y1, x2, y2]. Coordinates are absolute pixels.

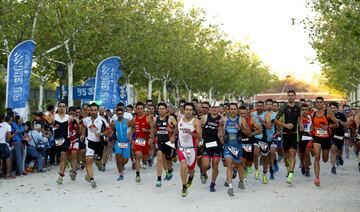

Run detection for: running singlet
[[134, 115, 150, 139], [225, 116, 242, 148], [253, 111, 266, 140], [53, 114, 69, 147], [301, 116, 312, 134], [178, 117, 196, 148], [115, 119, 129, 143], [202, 114, 221, 147], [266, 111, 277, 142], [276, 104, 301, 133], [156, 116, 171, 143], [313, 111, 330, 138]]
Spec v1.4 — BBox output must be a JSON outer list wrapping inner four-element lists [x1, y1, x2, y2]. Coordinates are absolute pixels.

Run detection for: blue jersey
[[266, 111, 277, 142], [115, 119, 129, 143], [225, 116, 242, 148], [253, 111, 267, 140]]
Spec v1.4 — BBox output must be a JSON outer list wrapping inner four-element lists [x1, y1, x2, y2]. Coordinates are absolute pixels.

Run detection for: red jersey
[[134, 115, 150, 139]]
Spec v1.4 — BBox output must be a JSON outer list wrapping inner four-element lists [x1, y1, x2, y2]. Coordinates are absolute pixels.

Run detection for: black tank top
[[54, 114, 69, 139], [156, 116, 170, 143], [202, 115, 221, 143]]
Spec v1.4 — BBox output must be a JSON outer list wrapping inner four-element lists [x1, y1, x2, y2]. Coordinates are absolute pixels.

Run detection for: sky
[[182, 0, 321, 84]]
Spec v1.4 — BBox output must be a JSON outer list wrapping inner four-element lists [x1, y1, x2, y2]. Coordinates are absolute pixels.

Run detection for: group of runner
[[33, 90, 360, 197]]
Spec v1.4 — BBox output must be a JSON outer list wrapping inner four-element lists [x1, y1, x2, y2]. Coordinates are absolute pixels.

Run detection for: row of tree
[[0, 0, 276, 107], [304, 0, 360, 95]]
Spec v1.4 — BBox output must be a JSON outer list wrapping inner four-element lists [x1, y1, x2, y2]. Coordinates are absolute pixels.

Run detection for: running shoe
[[136, 176, 141, 183], [90, 179, 97, 188], [270, 171, 274, 180], [232, 168, 237, 179], [238, 181, 245, 190], [201, 175, 207, 184], [117, 175, 124, 181], [331, 167, 336, 174], [262, 175, 268, 184], [210, 183, 216, 192], [155, 180, 162, 187], [181, 188, 188, 197], [314, 178, 320, 186], [338, 156, 344, 166], [227, 188, 234, 196], [287, 172, 294, 184], [247, 166, 252, 174], [186, 180, 192, 188], [85, 174, 90, 182], [274, 161, 279, 173], [148, 157, 154, 167], [301, 166, 306, 175], [305, 169, 310, 177], [224, 180, 229, 187], [255, 170, 259, 180], [56, 176, 63, 185], [70, 171, 77, 181], [165, 171, 173, 181]]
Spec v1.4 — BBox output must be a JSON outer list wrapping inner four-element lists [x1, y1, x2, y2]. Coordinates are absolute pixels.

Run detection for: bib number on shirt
[[227, 146, 240, 157], [135, 138, 146, 146], [118, 142, 128, 149], [301, 135, 312, 141], [259, 141, 269, 151], [315, 128, 328, 137], [205, 141, 218, 148], [55, 138, 65, 147], [333, 135, 343, 140], [242, 144, 252, 153], [344, 132, 350, 138]]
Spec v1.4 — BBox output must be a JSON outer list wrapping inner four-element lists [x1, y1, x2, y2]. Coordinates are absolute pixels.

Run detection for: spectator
[[10, 115, 26, 176], [26, 123, 49, 172], [0, 115, 16, 178]]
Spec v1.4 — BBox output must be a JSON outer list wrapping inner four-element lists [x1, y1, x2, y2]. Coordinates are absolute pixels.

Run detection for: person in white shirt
[[0, 115, 16, 178]]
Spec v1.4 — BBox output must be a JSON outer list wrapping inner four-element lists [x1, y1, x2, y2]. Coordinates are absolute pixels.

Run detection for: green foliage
[[0, 0, 276, 102]]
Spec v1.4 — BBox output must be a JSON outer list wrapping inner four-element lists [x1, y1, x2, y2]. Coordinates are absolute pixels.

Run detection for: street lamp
[[55, 64, 67, 100]]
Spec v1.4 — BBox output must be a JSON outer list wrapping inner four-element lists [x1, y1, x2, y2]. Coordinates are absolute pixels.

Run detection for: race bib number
[[301, 135, 312, 141], [242, 144, 252, 153], [205, 141, 218, 148], [316, 128, 328, 137], [344, 132, 350, 138], [277, 136, 282, 141], [135, 138, 146, 146], [165, 141, 175, 149], [228, 146, 239, 157], [118, 142, 128, 149], [333, 135, 343, 140], [55, 138, 65, 147], [259, 141, 268, 151], [241, 138, 250, 142]]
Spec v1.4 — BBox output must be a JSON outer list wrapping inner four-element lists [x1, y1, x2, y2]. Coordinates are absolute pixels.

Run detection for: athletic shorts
[[241, 137, 253, 162], [79, 141, 86, 150], [114, 141, 130, 159], [258, 140, 270, 156], [0, 143, 10, 159], [68, 140, 80, 152], [86, 139, 105, 160], [134, 138, 150, 155], [157, 142, 176, 161], [223, 145, 242, 164], [299, 133, 312, 153], [282, 133, 298, 152], [55, 138, 70, 155], [331, 136, 344, 151], [197, 146, 203, 158], [313, 136, 331, 150], [177, 147, 197, 169]]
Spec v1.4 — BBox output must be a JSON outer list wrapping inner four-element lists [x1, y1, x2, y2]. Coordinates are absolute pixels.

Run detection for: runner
[[197, 101, 210, 181], [251, 101, 268, 182], [80, 103, 112, 188], [353, 109, 360, 171], [311, 97, 338, 186], [133, 102, 154, 183], [112, 108, 133, 181], [238, 105, 261, 180], [155, 103, 177, 187], [53, 101, 72, 185], [275, 90, 301, 184], [67, 106, 80, 181], [299, 104, 312, 177], [219, 103, 252, 196], [176, 102, 202, 197], [264, 99, 278, 181], [329, 102, 347, 174], [147, 104, 157, 167], [200, 103, 222, 192]]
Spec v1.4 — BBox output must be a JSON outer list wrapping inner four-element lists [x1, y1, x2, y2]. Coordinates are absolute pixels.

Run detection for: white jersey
[[178, 117, 196, 148], [83, 116, 109, 142]]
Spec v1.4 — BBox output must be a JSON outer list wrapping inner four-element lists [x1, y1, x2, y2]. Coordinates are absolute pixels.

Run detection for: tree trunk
[[188, 89, 192, 102], [163, 81, 167, 102], [38, 77, 44, 111], [175, 83, 180, 105], [67, 62, 74, 106], [147, 79, 153, 100]]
